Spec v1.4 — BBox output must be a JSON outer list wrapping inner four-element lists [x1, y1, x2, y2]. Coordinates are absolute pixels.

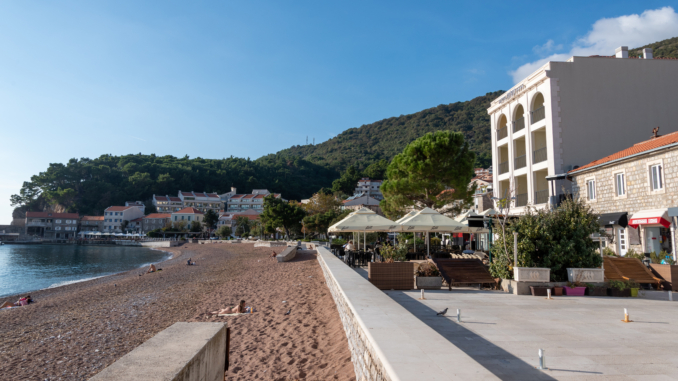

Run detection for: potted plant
[[563, 281, 587, 296], [415, 262, 442, 290], [552, 286, 564, 296], [368, 244, 414, 290], [608, 280, 631, 297], [627, 279, 640, 297], [585, 282, 607, 296]]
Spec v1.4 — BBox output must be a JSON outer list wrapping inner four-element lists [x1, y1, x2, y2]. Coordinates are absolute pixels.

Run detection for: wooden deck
[[603, 256, 662, 284], [432, 258, 495, 290]]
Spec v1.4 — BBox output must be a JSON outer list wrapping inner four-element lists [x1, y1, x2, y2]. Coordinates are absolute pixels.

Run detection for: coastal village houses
[[569, 130, 678, 259], [142, 213, 172, 233], [152, 191, 222, 214], [80, 216, 104, 232], [489, 46, 678, 215], [25, 212, 80, 239], [219, 188, 283, 214], [103, 206, 144, 232], [171, 207, 204, 228]]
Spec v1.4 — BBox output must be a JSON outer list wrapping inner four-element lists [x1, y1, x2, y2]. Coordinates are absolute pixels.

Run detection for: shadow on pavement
[[388, 291, 557, 381]]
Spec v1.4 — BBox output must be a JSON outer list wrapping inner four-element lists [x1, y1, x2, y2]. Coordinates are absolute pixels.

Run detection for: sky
[[1, 1, 678, 224]]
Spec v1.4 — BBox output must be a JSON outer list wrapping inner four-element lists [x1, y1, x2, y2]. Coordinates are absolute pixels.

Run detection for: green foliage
[[260, 195, 306, 238], [216, 225, 232, 238], [332, 238, 346, 245], [490, 198, 603, 281], [120, 220, 129, 232], [609, 280, 629, 291], [380, 130, 476, 218], [629, 36, 678, 58], [380, 244, 408, 263], [650, 250, 675, 265], [190, 220, 202, 233], [203, 210, 219, 230], [234, 216, 250, 237], [603, 247, 616, 256], [331, 166, 363, 195], [625, 249, 644, 261], [430, 237, 441, 246]]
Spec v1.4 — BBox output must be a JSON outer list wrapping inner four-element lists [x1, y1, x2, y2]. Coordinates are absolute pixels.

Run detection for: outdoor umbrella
[[328, 207, 401, 251], [399, 207, 469, 257]]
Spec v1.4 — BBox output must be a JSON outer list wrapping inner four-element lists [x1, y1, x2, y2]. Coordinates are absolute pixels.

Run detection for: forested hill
[[629, 36, 678, 58], [264, 90, 504, 172]]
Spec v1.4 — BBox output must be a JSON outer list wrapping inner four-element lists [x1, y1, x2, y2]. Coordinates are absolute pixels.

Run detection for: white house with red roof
[[171, 207, 204, 227], [219, 188, 283, 214], [142, 213, 172, 233], [489, 45, 678, 215], [103, 206, 144, 232], [25, 212, 80, 239], [152, 195, 183, 213], [153, 191, 222, 214]]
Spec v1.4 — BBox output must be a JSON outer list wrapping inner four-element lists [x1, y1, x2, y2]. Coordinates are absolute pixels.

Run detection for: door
[[646, 227, 661, 254], [618, 228, 627, 256]]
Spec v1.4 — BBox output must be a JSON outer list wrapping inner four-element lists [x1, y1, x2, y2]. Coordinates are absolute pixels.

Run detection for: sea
[[0, 244, 172, 298]]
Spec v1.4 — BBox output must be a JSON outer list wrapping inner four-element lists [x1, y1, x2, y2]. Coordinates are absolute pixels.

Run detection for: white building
[[354, 178, 383, 201], [153, 191, 222, 214], [219, 188, 282, 214], [489, 46, 678, 214], [171, 207, 204, 227], [103, 206, 144, 232]]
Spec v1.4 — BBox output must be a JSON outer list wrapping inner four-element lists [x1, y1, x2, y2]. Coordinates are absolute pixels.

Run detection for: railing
[[497, 126, 508, 140], [533, 147, 547, 163], [26, 222, 49, 227], [499, 161, 509, 174], [516, 193, 528, 207], [513, 117, 525, 133], [531, 106, 545, 124], [535, 190, 549, 204], [514, 155, 526, 169]]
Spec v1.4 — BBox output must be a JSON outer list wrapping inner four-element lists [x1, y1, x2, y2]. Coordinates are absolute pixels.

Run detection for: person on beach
[[187, 258, 195, 265], [211, 300, 246, 315], [147, 264, 157, 273], [1, 295, 32, 309]]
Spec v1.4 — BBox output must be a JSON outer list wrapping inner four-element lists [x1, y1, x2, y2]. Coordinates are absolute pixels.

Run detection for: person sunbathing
[[1, 295, 32, 309], [147, 264, 157, 273], [187, 258, 195, 265], [211, 300, 246, 315]]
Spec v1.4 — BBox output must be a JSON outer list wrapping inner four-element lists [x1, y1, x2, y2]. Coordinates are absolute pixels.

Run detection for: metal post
[[672, 217, 677, 263], [670, 291, 673, 302], [456, 309, 461, 323], [538, 348, 545, 370], [513, 232, 518, 267]]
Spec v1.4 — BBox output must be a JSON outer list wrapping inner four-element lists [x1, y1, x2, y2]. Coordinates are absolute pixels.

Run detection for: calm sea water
[[0, 244, 171, 298]]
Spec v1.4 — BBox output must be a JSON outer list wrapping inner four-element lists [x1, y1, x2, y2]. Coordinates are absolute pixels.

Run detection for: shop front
[[628, 209, 675, 258], [597, 212, 630, 256]]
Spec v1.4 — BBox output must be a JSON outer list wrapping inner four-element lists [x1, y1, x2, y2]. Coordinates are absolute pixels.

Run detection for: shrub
[[650, 250, 675, 265], [381, 244, 408, 263], [603, 247, 616, 256], [430, 237, 441, 246], [416, 262, 440, 277], [609, 280, 628, 290]]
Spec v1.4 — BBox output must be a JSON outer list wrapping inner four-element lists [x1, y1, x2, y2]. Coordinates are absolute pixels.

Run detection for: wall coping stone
[[276, 246, 297, 262], [316, 246, 498, 380]]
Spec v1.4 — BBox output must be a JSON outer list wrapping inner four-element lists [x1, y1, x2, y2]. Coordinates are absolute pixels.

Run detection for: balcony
[[514, 155, 526, 170], [533, 147, 547, 163], [535, 190, 549, 205], [531, 106, 545, 124], [497, 126, 508, 140], [27, 222, 49, 227], [516, 193, 528, 207], [512, 117, 525, 133], [499, 161, 509, 175]]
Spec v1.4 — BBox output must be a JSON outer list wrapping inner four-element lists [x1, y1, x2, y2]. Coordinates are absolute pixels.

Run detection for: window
[[650, 164, 663, 190], [615, 173, 626, 196], [586, 180, 596, 200], [55, 226, 62, 230], [56, 219, 62, 223]]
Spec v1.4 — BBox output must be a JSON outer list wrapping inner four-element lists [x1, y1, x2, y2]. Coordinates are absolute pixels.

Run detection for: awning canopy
[[395, 211, 417, 224], [628, 209, 671, 229], [399, 207, 469, 233], [598, 212, 628, 228], [328, 207, 401, 232]]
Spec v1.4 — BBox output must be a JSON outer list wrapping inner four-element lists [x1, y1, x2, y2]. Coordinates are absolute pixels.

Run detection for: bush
[[490, 197, 603, 281], [332, 238, 346, 246], [430, 237, 441, 246], [603, 247, 616, 256], [416, 262, 440, 277], [650, 250, 675, 265], [625, 249, 644, 261], [381, 244, 408, 263]]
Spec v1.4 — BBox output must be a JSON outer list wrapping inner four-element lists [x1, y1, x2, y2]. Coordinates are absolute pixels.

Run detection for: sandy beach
[[0, 243, 356, 381]]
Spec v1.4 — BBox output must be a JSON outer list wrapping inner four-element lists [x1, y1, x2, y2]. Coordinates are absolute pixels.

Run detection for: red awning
[[628, 209, 671, 229]]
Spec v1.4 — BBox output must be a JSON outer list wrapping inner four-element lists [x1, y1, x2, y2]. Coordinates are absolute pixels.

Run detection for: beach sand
[[0, 243, 356, 381]]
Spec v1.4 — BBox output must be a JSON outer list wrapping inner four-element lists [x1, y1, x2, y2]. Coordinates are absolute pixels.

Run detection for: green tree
[[363, 159, 389, 180], [203, 210, 219, 234], [490, 197, 603, 281], [234, 216, 251, 237], [260, 195, 307, 239], [331, 166, 362, 195], [190, 220, 202, 233], [380, 130, 476, 219], [216, 225, 232, 238]]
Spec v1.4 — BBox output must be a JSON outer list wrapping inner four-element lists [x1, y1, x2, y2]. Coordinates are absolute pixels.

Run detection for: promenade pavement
[[385, 288, 678, 380]]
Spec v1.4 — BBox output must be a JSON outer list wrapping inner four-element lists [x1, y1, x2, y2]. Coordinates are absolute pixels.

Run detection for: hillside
[[262, 91, 503, 172], [630, 36, 678, 58]]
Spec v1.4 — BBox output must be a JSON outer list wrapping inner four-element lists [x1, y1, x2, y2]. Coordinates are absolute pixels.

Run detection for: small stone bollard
[[622, 308, 632, 323], [538, 348, 545, 369], [546, 289, 552, 299], [456, 309, 461, 323], [420, 289, 425, 300], [670, 291, 673, 302]]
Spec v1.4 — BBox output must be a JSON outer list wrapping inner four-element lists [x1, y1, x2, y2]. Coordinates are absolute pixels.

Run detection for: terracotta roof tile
[[242, 194, 255, 199], [154, 196, 169, 202], [254, 194, 265, 199], [173, 207, 204, 215], [81, 216, 104, 221], [143, 213, 171, 219], [130, 218, 143, 222], [181, 192, 193, 197], [570, 131, 678, 174], [169, 197, 181, 202], [207, 193, 220, 198], [230, 194, 244, 199], [105, 206, 134, 212], [26, 212, 80, 219], [194, 192, 207, 197]]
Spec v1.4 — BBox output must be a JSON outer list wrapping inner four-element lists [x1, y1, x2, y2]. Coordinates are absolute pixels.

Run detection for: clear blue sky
[[1, 1, 677, 223]]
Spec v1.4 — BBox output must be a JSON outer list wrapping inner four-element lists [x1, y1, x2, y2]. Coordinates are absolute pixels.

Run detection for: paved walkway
[[386, 289, 678, 380]]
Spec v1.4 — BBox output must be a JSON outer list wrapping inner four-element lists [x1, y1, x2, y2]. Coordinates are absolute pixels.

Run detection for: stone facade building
[[142, 213, 172, 233], [569, 131, 678, 258], [80, 216, 104, 232], [25, 212, 80, 240]]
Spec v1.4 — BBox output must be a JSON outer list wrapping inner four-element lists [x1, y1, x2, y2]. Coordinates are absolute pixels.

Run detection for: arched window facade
[[497, 114, 508, 140], [531, 93, 545, 124], [513, 104, 525, 132]]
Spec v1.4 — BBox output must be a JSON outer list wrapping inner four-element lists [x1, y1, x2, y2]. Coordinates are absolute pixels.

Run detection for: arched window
[[513, 104, 525, 132], [531, 93, 545, 124], [497, 114, 508, 140]]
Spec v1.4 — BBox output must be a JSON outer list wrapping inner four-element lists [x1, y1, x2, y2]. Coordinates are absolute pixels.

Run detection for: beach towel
[[217, 312, 248, 317]]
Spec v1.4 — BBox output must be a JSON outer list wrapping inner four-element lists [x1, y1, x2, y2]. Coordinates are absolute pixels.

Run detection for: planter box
[[630, 288, 639, 297], [514, 267, 550, 282], [368, 262, 414, 290], [553, 287, 563, 296], [608, 288, 631, 297], [563, 286, 586, 296], [587, 286, 607, 296], [650, 264, 678, 291], [530, 286, 549, 296], [567, 268, 604, 283], [416, 276, 443, 290]]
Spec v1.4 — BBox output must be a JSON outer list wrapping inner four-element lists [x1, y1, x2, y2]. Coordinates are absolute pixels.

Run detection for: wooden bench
[[432, 258, 495, 290]]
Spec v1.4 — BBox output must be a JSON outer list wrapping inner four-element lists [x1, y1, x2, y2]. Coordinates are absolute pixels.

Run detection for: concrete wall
[[316, 246, 498, 380], [90, 322, 227, 381], [276, 246, 297, 262]]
